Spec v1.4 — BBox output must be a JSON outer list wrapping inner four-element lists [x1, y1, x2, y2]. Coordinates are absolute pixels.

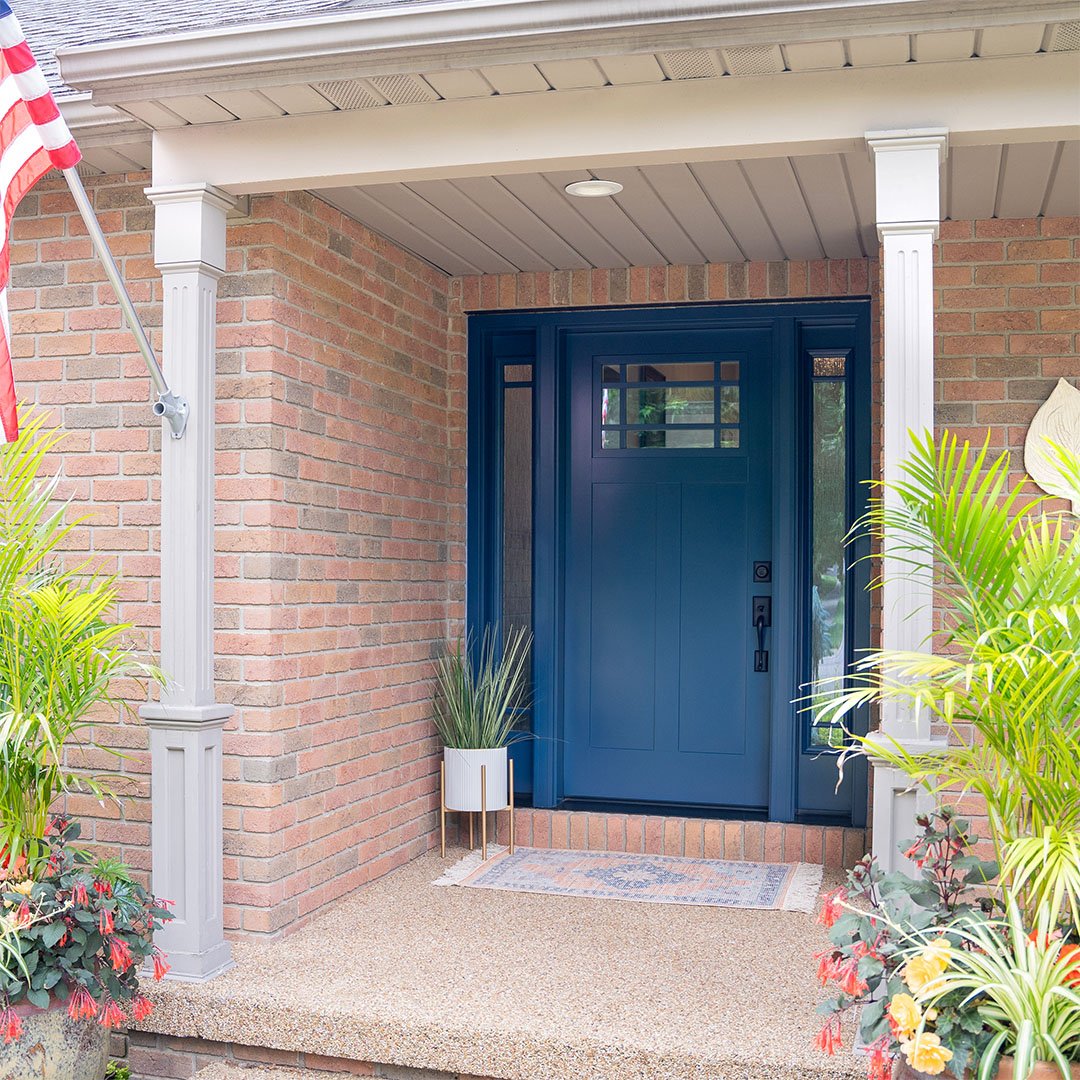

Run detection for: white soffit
[[313, 139, 1080, 276]]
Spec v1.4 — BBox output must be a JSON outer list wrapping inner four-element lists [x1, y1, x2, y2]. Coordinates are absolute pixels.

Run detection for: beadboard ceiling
[[310, 141, 1080, 274]]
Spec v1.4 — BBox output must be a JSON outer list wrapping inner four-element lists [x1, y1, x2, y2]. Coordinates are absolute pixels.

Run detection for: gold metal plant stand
[[440, 758, 515, 861]]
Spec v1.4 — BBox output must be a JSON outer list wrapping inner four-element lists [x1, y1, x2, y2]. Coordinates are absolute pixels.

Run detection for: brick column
[[866, 130, 949, 873], [140, 183, 234, 980]]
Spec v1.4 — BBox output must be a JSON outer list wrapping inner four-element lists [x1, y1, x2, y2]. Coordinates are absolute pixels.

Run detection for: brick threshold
[[457, 806, 867, 868]]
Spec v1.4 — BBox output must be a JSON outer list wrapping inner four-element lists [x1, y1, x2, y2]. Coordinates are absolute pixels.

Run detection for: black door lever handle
[[752, 595, 771, 673]]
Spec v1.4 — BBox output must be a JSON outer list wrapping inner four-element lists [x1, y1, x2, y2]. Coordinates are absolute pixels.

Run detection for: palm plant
[[811, 431, 1080, 863], [433, 627, 532, 749], [0, 412, 162, 872], [1003, 829, 1080, 934]]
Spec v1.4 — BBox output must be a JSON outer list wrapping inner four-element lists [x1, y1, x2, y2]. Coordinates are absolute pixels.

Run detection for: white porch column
[[140, 183, 235, 980], [866, 129, 949, 873]]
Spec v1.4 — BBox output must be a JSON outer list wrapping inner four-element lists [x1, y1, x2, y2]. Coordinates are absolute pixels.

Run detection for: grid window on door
[[599, 360, 739, 450]]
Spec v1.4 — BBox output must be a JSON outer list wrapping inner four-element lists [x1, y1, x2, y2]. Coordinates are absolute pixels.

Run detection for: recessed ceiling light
[[565, 179, 623, 198]]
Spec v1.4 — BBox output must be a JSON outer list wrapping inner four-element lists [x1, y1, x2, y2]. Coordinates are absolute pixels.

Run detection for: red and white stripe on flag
[[0, 0, 81, 442]]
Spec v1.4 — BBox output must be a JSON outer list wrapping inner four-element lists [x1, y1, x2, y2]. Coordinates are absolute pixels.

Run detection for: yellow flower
[[888, 993, 922, 1039], [903, 938, 952, 995], [923, 937, 952, 970], [9, 881, 33, 898], [901, 1032, 953, 1076]]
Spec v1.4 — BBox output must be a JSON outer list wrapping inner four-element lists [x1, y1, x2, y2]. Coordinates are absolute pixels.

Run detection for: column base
[[141, 702, 234, 984], [157, 940, 234, 984]]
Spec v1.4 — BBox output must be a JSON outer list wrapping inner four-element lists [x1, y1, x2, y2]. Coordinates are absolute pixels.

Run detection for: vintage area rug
[[433, 846, 823, 912]]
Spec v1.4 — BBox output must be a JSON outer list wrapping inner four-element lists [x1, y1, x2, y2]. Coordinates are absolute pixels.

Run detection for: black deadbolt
[[753, 561, 772, 583]]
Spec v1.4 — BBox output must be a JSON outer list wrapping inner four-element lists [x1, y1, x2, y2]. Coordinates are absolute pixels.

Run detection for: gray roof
[[23, 0, 427, 95]]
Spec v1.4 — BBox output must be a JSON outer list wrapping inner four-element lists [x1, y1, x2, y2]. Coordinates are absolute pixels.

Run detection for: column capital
[[866, 127, 949, 237], [145, 183, 235, 274]]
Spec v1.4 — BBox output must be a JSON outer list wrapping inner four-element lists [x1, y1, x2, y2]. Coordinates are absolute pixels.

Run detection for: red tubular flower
[[15, 901, 31, 928], [817, 888, 845, 928], [815, 949, 841, 986], [107, 937, 133, 973], [152, 950, 170, 981], [71, 881, 89, 906], [132, 995, 154, 1022], [93, 879, 112, 898], [98, 909, 114, 935], [839, 958, 868, 998], [0, 1007, 21, 1045], [68, 985, 97, 1021], [815, 1015, 842, 1056], [98, 998, 125, 1029], [867, 1036, 892, 1080]]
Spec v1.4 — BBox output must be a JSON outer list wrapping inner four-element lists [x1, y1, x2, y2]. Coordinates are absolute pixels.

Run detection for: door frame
[[467, 300, 871, 825]]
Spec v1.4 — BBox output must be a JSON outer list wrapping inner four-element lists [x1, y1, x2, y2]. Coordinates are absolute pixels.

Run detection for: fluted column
[[866, 130, 949, 872], [140, 183, 235, 980]]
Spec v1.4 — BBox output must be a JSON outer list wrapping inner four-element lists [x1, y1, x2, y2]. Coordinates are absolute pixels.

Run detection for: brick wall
[[216, 191, 457, 932], [934, 216, 1079, 466], [12, 176, 460, 937], [12, 169, 1075, 938]]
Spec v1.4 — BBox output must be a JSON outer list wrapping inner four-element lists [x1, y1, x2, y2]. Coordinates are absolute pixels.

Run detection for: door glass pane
[[626, 428, 714, 449], [502, 386, 532, 637], [624, 361, 713, 383], [626, 386, 714, 425], [808, 377, 847, 749], [502, 384, 533, 715]]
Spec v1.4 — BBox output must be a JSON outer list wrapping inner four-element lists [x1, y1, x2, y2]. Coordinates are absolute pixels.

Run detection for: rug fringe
[[782, 862, 825, 913], [432, 845, 508, 887]]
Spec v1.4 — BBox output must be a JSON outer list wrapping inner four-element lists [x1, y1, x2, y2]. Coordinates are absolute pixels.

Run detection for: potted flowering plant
[[810, 433, 1080, 1079], [433, 627, 531, 813], [0, 414, 172, 1078], [815, 814, 1080, 1079], [0, 818, 172, 1077], [897, 897, 1080, 1080]]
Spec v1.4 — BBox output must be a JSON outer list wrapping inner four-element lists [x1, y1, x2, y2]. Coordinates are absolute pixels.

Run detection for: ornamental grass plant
[[433, 626, 532, 749]]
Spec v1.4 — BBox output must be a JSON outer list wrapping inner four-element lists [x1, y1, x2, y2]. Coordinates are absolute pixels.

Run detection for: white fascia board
[[150, 52, 1079, 193], [59, 0, 1075, 104]]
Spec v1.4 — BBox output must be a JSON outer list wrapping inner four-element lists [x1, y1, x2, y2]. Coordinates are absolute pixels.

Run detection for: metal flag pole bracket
[[61, 167, 189, 439]]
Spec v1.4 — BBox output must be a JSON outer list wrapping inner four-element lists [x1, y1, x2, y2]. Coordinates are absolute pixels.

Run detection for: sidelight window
[[807, 353, 851, 750]]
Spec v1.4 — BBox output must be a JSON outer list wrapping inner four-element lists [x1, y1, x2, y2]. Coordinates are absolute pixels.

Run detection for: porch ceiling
[[314, 140, 1080, 274]]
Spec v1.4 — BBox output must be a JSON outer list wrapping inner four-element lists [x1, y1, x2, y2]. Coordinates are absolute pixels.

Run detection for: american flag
[[0, 0, 80, 442]]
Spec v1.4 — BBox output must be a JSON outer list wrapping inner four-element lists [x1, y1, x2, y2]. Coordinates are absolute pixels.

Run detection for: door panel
[[563, 327, 773, 810], [678, 483, 748, 756]]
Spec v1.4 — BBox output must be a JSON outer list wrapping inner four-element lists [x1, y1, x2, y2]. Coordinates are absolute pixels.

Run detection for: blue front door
[[467, 301, 871, 825], [562, 328, 773, 809]]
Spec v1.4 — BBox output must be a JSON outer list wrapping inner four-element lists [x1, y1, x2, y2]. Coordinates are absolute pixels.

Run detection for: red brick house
[[18, 0, 1080, 1006]]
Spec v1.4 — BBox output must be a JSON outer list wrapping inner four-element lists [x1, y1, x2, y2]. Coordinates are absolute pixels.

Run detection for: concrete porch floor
[[136, 850, 864, 1080]]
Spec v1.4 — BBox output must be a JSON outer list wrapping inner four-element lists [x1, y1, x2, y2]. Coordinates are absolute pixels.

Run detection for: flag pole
[[61, 167, 189, 439]]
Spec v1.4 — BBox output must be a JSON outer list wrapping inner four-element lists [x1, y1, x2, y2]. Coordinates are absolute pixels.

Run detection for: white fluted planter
[[443, 747, 508, 812]]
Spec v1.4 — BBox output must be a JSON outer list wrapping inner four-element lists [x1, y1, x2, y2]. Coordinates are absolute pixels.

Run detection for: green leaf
[[40, 921, 67, 948], [25, 987, 49, 1009]]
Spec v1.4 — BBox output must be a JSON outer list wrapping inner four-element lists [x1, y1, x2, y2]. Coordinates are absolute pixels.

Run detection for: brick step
[[454, 807, 866, 868], [196, 1068, 347, 1080]]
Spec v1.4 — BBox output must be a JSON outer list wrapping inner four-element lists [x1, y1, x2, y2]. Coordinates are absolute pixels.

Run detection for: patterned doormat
[[433, 846, 823, 912]]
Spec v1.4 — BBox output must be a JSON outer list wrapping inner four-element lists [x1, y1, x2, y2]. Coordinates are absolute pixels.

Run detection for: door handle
[[752, 595, 771, 673]]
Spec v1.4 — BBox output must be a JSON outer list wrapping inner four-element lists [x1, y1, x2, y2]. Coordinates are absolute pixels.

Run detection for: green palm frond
[[811, 430, 1080, 867], [0, 413, 164, 869]]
